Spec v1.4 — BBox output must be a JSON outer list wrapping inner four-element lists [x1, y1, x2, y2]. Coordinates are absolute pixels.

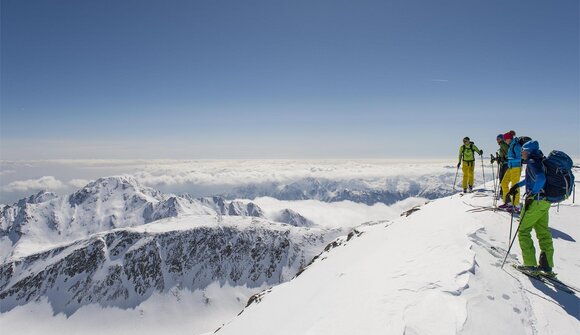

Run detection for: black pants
[[498, 163, 508, 195], [498, 164, 508, 182]]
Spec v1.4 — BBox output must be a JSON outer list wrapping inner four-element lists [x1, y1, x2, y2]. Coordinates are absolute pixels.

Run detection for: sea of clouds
[[0, 159, 463, 205]]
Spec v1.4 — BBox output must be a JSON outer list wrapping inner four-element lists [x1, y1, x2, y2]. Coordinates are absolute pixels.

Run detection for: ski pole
[[501, 201, 528, 269], [453, 165, 459, 192], [480, 154, 486, 190], [508, 202, 514, 247], [497, 162, 502, 202], [491, 159, 497, 206]]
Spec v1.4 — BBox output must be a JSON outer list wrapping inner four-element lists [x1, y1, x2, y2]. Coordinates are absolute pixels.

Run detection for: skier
[[506, 140, 555, 276], [457, 137, 483, 193], [499, 132, 522, 212], [491, 134, 509, 198]]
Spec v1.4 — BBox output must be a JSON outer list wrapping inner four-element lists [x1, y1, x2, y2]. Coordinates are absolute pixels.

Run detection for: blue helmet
[[522, 140, 540, 154], [497, 134, 503, 140]]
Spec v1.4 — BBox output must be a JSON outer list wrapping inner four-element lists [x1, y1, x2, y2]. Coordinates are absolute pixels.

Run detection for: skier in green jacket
[[491, 134, 509, 198], [457, 137, 483, 193]]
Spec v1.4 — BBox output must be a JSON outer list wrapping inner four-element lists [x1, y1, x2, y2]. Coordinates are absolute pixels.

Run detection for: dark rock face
[[199, 196, 265, 218], [0, 223, 325, 315], [275, 209, 314, 227]]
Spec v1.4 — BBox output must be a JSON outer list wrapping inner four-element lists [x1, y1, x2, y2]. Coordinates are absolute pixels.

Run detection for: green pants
[[517, 199, 554, 267]]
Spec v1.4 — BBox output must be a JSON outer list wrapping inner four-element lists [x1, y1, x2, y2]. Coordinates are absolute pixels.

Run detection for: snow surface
[[215, 186, 579, 335], [1, 176, 578, 335]]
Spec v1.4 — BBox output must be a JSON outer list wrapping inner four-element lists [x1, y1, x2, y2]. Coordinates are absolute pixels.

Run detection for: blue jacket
[[507, 138, 522, 168], [515, 151, 546, 198]]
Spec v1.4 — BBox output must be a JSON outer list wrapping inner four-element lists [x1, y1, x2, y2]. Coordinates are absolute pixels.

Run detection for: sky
[[1, 0, 579, 159]]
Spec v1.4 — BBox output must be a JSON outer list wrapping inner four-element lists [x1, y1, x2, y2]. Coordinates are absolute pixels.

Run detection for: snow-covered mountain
[[273, 209, 314, 227], [224, 176, 453, 205], [0, 175, 348, 332], [0, 176, 267, 262], [0, 216, 332, 316], [214, 189, 580, 335]]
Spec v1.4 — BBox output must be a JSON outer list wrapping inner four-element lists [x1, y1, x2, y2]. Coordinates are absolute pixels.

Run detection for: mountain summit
[[215, 189, 579, 335]]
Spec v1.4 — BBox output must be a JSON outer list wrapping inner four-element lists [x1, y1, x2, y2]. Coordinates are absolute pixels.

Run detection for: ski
[[462, 201, 491, 209], [511, 264, 576, 295], [466, 206, 498, 212], [537, 273, 580, 294], [463, 202, 501, 213]]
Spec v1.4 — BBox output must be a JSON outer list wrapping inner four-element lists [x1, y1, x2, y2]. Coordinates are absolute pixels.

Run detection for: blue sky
[[1, 0, 578, 159]]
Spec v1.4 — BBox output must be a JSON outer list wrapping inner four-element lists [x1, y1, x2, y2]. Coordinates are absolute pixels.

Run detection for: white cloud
[[69, 179, 91, 188], [0, 159, 464, 204], [2, 176, 68, 192], [247, 196, 430, 229], [0, 170, 17, 176], [128, 159, 456, 189]]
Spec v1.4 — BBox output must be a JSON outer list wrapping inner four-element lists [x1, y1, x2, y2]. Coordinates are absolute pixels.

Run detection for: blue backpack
[[542, 151, 575, 203]]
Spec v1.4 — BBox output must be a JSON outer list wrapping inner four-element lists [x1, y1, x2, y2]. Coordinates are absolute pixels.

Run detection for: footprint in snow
[[502, 294, 510, 300]]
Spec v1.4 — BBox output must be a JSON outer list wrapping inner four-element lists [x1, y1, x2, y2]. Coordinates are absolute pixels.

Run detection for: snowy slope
[[216, 188, 580, 335]]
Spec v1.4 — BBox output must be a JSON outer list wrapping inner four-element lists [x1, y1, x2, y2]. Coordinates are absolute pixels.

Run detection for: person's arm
[[529, 161, 546, 195]]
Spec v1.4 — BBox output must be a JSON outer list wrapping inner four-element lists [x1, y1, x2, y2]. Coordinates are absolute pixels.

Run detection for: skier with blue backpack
[[506, 140, 575, 277]]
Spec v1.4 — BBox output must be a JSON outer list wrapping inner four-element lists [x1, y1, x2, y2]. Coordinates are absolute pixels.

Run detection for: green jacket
[[458, 143, 482, 162], [497, 141, 509, 165]]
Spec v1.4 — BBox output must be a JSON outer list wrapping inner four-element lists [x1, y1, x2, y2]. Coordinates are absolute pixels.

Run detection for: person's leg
[[498, 164, 507, 198], [501, 168, 513, 203], [462, 163, 469, 190], [517, 201, 544, 266], [468, 163, 475, 189], [533, 200, 554, 268], [511, 167, 522, 206]]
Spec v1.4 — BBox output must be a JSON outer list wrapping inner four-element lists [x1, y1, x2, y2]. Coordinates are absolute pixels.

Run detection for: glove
[[480, 150, 483, 155], [457, 162, 461, 168], [490, 154, 496, 164], [524, 197, 534, 211], [507, 185, 518, 198]]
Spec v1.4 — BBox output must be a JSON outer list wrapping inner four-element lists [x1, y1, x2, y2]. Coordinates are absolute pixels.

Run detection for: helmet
[[522, 140, 539, 154]]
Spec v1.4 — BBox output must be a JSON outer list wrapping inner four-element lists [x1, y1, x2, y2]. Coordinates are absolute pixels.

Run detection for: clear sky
[[1, 0, 578, 159]]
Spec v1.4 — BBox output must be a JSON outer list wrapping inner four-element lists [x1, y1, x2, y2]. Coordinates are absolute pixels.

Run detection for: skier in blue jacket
[[500, 132, 522, 211], [507, 140, 554, 276]]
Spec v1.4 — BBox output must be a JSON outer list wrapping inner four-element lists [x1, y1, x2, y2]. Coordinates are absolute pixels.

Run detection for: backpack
[[542, 150, 575, 203], [461, 142, 477, 160]]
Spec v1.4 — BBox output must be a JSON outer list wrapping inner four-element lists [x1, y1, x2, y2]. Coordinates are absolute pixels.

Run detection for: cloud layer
[[0, 159, 463, 204], [3, 176, 68, 193]]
